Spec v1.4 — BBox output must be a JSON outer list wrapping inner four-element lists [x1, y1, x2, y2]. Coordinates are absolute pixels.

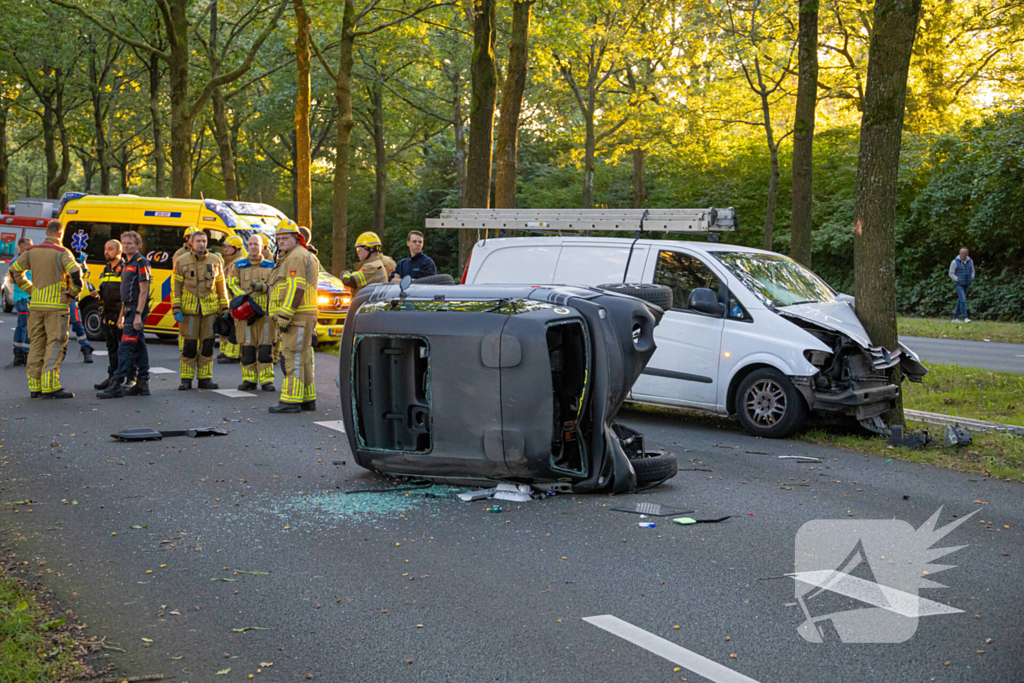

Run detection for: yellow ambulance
[[56, 193, 350, 342]]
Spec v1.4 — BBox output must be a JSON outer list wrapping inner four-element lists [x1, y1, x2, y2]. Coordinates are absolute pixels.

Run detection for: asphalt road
[[901, 336, 1024, 373], [1, 314, 1022, 683]]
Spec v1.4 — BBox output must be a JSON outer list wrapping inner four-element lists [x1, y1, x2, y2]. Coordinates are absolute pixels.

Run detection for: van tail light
[[461, 252, 472, 284]]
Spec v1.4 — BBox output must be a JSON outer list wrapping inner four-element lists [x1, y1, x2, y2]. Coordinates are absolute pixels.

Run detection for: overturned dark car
[[336, 281, 677, 493]]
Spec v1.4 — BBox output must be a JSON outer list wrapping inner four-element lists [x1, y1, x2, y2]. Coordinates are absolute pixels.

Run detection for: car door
[[630, 250, 726, 407]]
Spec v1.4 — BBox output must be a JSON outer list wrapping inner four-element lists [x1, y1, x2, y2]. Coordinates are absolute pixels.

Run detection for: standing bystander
[[98, 231, 152, 398], [948, 247, 975, 323], [11, 238, 32, 366], [390, 230, 437, 282]]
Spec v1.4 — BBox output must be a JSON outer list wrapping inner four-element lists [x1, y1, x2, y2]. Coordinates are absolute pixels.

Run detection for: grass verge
[[903, 362, 1024, 426], [0, 567, 84, 683], [899, 316, 1024, 343]]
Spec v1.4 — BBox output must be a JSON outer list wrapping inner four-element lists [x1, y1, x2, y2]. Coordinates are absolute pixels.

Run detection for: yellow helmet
[[276, 219, 300, 237], [259, 233, 272, 249], [183, 226, 201, 239], [225, 234, 245, 250], [355, 231, 382, 249]]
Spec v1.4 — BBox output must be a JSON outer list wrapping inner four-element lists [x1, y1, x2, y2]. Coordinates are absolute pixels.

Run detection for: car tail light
[[461, 252, 472, 284]]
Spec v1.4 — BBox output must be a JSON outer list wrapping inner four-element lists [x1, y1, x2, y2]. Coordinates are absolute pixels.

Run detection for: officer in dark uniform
[[94, 240, 134, 391], [97, 230, 152, 399]]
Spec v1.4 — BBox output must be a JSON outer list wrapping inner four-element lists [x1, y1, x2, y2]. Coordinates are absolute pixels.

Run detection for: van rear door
[[473, 243, 561, 284], [553, 243, 648, 285]]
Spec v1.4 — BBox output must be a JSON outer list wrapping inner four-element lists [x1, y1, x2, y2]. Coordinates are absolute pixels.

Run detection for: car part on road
[[735, 367, 808, 438], [626, 451, 679, 485], [943, 423, 973, 448], [887, 425, 932, 450], [111, 427, 229, 441], [609, 503, 694, 517], [673, 516, 731, 525], [778, 455, 822, 462], [597, 282, 673, 311], [338, 282, 667, 493]]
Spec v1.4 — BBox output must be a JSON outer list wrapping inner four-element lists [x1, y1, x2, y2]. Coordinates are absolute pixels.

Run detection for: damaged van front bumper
[[337, 283, 666, 493]]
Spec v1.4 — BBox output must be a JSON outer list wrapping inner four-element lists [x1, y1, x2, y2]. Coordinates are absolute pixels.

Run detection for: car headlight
[[318, 293, 351, 312]]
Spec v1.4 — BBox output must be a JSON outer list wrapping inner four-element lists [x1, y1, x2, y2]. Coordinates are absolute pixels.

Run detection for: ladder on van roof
[[423, 208, 737, 233]]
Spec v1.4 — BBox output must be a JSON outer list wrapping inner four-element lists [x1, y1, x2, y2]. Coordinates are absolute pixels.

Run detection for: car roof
[[471, 235, 779, 257]]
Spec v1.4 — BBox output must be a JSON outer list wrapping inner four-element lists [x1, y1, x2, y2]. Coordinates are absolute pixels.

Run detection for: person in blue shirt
[[68, 251, 95, 363], [948, 246, 976, 323], [390, 230, 437, 282], [11, 238, 32, 366]]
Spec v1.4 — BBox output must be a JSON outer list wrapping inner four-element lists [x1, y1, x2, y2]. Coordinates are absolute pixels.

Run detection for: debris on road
[[609, 503, 693, 517], [779, 455, 822, 463], [638, 522, 656, 528], [943, 423, 973, 447], [111, 427, 229, 442], [673, 516, 731, 525], [457, 489, 496, 502], [888, 425, 932, 450]]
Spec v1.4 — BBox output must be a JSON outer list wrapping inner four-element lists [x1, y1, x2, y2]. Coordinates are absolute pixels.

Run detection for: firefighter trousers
[[237, 315, 276, 385], [180, 314, 215, 380], [278, 314, 315, 404], [26, 308, 70, 394]]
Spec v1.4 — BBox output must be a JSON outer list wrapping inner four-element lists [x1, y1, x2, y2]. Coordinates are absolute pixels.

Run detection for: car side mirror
[[688, 287, 724, 317]]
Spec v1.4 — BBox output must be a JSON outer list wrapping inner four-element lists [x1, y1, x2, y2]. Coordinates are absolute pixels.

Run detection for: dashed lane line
[[583, 615, 761, 683], [313, 420, 346, 433], [212, 389, 255, 398], [148, 367, 175, 374]]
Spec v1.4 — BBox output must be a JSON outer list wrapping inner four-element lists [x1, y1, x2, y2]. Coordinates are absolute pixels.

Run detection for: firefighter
[[8, 220, 83, 398], [171, 229, 229, 390], [172, 227, 200, 352], [268, 219, 318, 413], [97, 230, 152, 399], [94, 239, 137, 391], [227, 233, 276, 392], [340, 232, 391, 293], [217, 234, 245, 365]]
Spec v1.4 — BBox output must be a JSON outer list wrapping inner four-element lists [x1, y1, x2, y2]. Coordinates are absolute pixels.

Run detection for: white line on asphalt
[[1016, 355, 1024, 358], [93, 350, 108, 356], [314, 420, 346, 433], [148, 367, 175, 374], [583, 615, 761, 683], [213, 389, 255, 398]]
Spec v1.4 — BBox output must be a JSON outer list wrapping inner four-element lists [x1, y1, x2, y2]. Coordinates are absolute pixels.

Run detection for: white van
[[463, 236, 926, 438]]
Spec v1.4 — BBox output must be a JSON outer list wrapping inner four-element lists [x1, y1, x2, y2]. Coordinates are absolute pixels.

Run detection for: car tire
[[1, 290, 11, 313], [628, 451, 678, 485], [156, 332, 178, 341], [415, 273, 455, 285], [735, 367, 807, 438], [597, 283, 673, 311], [82, 302, 105, 342]]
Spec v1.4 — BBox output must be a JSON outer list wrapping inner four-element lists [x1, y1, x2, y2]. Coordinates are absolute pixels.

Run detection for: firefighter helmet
[[225, 234, 245, 250], [275, 219, 300, 237], [355, 231, 382, 249]]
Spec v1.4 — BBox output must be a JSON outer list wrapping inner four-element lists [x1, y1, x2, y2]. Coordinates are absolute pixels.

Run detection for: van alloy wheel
[[744, 378, 787, 426]]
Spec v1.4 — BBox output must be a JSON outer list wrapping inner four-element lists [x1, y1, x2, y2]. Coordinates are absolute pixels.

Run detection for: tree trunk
[[290, 134, 299, 219], [294, 0, 312, 227], [120, 153, 130, 193], [79, 152, 96, 192], [88, 45, 111, 195], [452, 71, 467, 208], [211, 87, 238, 200], [370, 79, 387, 235], [463, 0, 497, 267], [493, 0, 532, 209], [853, 0, 922, 427], [149, 53, 166, 196], [329, 1, 356, 275], [758, 83, 779, 251], [632, 147, 645, 208], [168, 0, 192, 198], [0, 103, 8, 211], [582, 114, 596, 208], [791, 0, 818, 268]]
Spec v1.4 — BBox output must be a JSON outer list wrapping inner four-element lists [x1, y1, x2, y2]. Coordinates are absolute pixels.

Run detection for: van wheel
[[597, 283, 673, 311], [414, 273, 455, 285], [156, 332, 177, 341], [82, 303, 104, 342], [735, 368, 807, 438], [628, 451, 678, 485], [1, 289, 12, 313]]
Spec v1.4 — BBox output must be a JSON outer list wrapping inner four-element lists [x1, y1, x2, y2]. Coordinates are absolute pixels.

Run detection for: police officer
[[97, 230, 152, 398], [94, 239, 135, 391], [217, 234, 245, 364], [228, 234, 277, 392], [8, 220, 83, 398], [340, 232, 391, 293], [172, 229, 229, 390], [268, 219, 318, 413]]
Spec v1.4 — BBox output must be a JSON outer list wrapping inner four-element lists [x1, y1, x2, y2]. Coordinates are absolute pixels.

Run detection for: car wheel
[[1, 290, 11, 313], [415, 273, 455, 285], [597, 282, 673, 311], [628, 451, 678, 485], [82, 303, 105, 342], [735, 368, 807, 438], [155, 332, 178, 341]]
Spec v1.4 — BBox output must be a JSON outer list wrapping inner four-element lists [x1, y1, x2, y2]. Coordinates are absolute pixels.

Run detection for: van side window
[[654, 251, 721, 312], [64, 221, 114, 262], [133, 224, 184, 269]]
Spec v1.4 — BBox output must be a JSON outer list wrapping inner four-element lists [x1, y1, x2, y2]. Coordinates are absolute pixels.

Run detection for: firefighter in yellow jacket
[[268, 220, 318, 413], [227, 234, 277, 392], [171, 229, 229, 390], [172, 227, 199, 352], [340, 232, 391, 293], [217, 234, 245, 365], [8, 220, 83, 398]]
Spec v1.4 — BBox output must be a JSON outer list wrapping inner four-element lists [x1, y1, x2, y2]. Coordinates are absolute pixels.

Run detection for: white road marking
[[1016, 355, 1024, 358], [314, 420, 346, 433], [148, 367, 175, 374], [583, 615, 761, 683], [93, 350, 108, 356], [213, 389, 255, 398]]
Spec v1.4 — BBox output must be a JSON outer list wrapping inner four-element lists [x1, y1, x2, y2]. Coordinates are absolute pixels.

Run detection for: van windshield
[[711, 251, 835, 307]]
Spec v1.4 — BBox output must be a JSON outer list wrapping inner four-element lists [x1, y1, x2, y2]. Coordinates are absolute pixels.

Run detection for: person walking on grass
[[949, 247, 975, 323]]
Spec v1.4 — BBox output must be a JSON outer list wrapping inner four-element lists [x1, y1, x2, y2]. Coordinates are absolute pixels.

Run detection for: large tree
[[493, 0, 534, 209], [56, 0, 288, 198], [294, 0, 313, 227], [852, 0, 923, 426], [790, 0, 819, 268]]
